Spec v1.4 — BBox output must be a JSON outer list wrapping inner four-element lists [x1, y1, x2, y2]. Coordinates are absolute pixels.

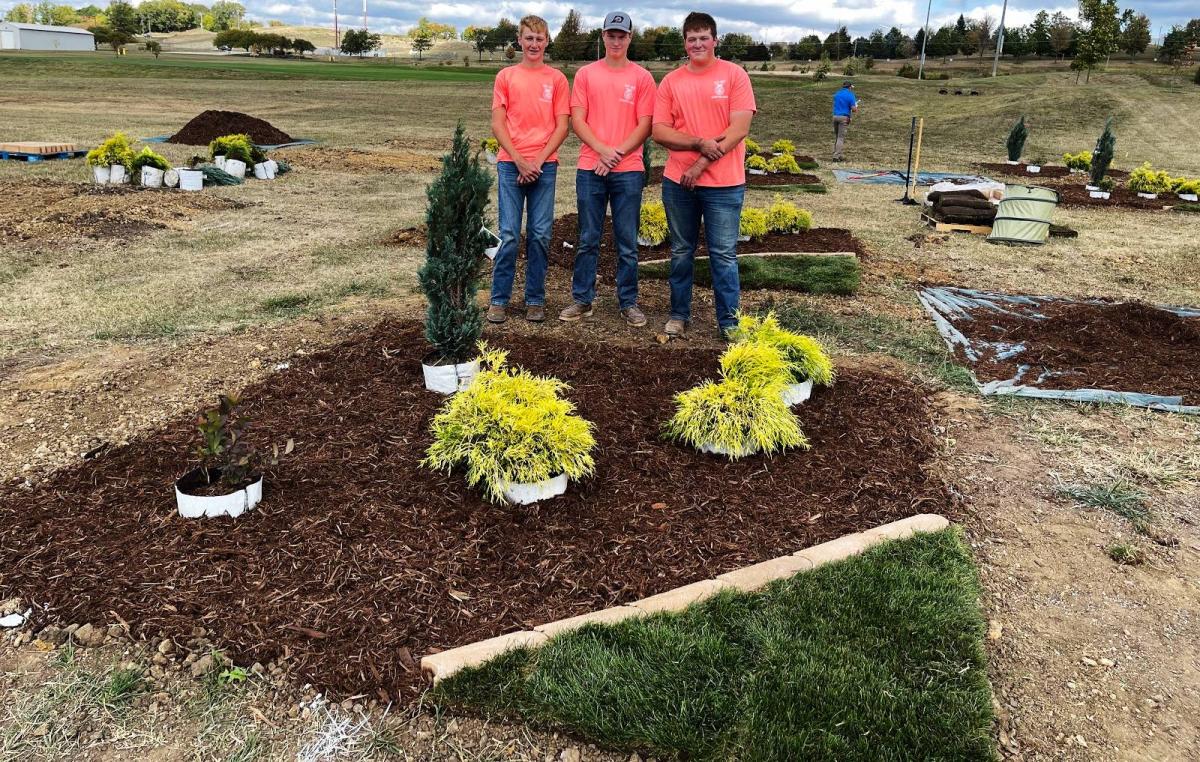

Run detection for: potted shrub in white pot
[[481, 137, 499, 165], [637, 200, 668, 247], [738, 206, 768, 243], [423, 344, 596, 504], [208, 133, 254, 180], [729, 311, 834, 406], [1175, 177, 1200, 202], [417, 121, 493, 393], [1005, 116, 1026, 165], [665, 340, 809, 459], [1090, 176, 1113, 200], [175, 394, 293, 519], [746, 154, 769, 175], [1128, 162, 1172, 200], [85, 132, 135, 185], [132, 147, 171, 188]]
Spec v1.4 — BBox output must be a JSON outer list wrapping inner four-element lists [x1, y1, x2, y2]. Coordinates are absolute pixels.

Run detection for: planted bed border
[[421, 513, 949, 683], [637, 250, 858, 268]]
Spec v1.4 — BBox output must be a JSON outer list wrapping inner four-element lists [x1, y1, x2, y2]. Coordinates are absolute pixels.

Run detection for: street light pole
[[992, 0, 1009, 77], [333, 0, 338, 53], [917, 0, 932, 80]]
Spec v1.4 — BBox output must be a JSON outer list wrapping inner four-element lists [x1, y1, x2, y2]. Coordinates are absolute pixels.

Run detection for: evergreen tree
[[1006, 116, 1027, 162], [1028, 10, 1052, 56], [1159, 26, 1189, 69], [1089, 117, 1115, 187], [419, 122, 492, 364], [822, 27, 850, 59], [550, 9, 585, 61]]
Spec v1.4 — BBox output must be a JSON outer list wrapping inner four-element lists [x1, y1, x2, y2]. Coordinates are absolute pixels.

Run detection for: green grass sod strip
[[436, 528, 996, 762], [1176, 202, 1200, 214], [639, 254, 859, 295], [748, 183, 828, 194]]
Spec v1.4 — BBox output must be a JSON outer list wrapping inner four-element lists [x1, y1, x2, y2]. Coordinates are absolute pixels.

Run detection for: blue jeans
[[573, 169, 644, 309], [491, 161, 558, 307], [661, 178, 744, 329]]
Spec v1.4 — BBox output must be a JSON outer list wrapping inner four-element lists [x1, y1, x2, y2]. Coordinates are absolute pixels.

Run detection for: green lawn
[[639, 253, 859, 295], [436, 528, 995, 761]]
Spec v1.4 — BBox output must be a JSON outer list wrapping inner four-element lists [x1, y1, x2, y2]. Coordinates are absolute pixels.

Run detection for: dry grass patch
[[285, 146, 442, 174]]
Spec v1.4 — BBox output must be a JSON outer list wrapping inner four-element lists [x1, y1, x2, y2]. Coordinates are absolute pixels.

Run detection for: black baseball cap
[[603, 12, 632, 32]]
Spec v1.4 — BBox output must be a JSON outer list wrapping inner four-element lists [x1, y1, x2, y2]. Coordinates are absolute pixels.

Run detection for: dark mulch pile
[[542, 213, 866, 273], [0, 323, 953, 703], [954, 301, 1200, 400], [167, 110, 294, 146], [1052, 183, 1170, 211], [644, 167, 821, 187], [976, 162, 1129, 181]]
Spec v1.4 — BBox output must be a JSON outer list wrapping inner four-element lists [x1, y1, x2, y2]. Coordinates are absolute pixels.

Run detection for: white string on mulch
[[919, 286, 1200, 414]]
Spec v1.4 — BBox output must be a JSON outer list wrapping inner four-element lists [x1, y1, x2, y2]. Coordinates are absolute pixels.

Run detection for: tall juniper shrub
[[418, 121, 493, 364], [1090, 117, 1116, 187], [1006, 116, 1027, 162]]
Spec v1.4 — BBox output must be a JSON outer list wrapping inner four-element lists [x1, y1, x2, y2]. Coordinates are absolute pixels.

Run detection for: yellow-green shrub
[[767, 154, 801, 175], [131, 147, 170, 172], [731, 311, 835, 386], [1127, 162, 1173, 195], [770, 139, 796, 155], [423, 344, 596, 503], [765, 195, 813, 233], [85, 132, 135, 169], [744, 138, 762, 156], [481, 137, 499, 153], [739, 207, 769, 240], [639, 200, 668, 245], [1062, 151, 1092, 171], [209, 133, 255, 164], [1171, 176, 1200, 195], [746, 154, 770, 172]]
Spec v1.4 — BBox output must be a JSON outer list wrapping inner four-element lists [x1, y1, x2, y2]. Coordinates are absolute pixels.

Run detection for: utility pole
[[917, 0, 932, 79], [992, 0, 1009, 77], [362, 0, 367, 31], [333, 0, 338, 53]]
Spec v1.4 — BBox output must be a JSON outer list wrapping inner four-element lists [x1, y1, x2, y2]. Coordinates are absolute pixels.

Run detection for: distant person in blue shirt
[[831, 80, 858, 162]]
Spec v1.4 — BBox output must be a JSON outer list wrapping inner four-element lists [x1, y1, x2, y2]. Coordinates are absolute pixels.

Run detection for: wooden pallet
[[921, 213, 992, 235], [0, 141, 77, 154], [0, 148, 88, 163]]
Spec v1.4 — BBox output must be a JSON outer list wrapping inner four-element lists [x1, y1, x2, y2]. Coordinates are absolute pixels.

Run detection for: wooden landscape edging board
[[421, 513, 950, 683]]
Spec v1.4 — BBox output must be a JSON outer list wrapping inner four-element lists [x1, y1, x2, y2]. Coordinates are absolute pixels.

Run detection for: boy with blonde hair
[[488, 15, 570, 323]]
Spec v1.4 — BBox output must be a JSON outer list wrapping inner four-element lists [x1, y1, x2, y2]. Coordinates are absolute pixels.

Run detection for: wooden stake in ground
[[908, 117, 925, 201]]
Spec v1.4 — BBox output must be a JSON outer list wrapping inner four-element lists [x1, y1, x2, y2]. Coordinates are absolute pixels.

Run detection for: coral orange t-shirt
[[492, 64, 571, 163], [652, 59, 756, 187], [570, 59, 656, 173]]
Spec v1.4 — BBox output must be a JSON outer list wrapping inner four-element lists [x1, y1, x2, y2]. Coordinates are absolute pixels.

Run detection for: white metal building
[[0, 22, 95, 52]]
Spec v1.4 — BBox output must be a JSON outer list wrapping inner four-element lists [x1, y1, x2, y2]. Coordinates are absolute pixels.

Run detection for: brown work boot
[[621, 305, 648, 327], [526, 305, 545, 323], [558, 302, 593, 322], [664, 318, 687, 337], [486, 304, 507, 323]]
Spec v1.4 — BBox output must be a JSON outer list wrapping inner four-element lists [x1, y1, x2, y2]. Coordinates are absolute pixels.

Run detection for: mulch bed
[[0, 322, 955, 703], [976, 162, 1130, 181], [645, 167, 822, 188], [1051, 183, 1172, 211], [542, 213, 866, 274], [167, 110, 294, 146], [952, 301, 1200, 400]]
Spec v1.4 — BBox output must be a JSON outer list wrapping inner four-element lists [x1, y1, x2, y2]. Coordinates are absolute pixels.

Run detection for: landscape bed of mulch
[[644, 166, 822, 188], [951, 300, 1200, 400], [0, 321, 955, 704], [166, 110, 294, 146], [975, 162, 1129, 181], [1050, 183, 1174, 211], [0, 179, 246, 245]]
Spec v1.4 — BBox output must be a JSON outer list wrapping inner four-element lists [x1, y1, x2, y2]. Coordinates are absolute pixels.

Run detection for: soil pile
[[167, 110, 294, 146], [956, 300, 1200, 401], [0, 322, 955, 703]]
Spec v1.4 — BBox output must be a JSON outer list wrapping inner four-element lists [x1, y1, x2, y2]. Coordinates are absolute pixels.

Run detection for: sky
[[2, 0, 1193, 41]]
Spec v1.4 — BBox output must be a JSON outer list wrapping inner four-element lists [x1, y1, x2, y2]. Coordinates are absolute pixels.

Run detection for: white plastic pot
[[1136, 192, 1157, 199], [108, 165, 127, 184], [481, 226, 501, 260], [1178, 193, 1198, 202], [175, 467, 263, 519], [485, 150, 498, 165], [737, 235, 751, 242], [1005, 160, 1019, 165], [500, 473, 567, 505], [224, 159, 247, 179], [781, 379, 814, 406], [253, 162, 272, 180], [699, 441, 753, 458], [178, 169, 203, 192], [214, 155, 227, 170], [164, 168, 180, 188], [265, 159, 278, 178], [1089, 190, 1111, 199], [92, 165, 110, 184], [422, 356, 480, 394], [748, 168, 767, 175], [141, 166, 164, 188], [1085, 184, 1099, 191], [637, 236, 662, 247], [1025, 165, 1041, 174]]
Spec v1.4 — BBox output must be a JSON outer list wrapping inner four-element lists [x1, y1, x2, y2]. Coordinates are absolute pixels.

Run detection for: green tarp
[[988, 185, 1059, 245]]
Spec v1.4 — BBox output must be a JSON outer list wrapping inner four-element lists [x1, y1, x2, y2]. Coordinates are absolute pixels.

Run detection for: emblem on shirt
[[712, 80, 727, 98], [541, 83, 554, 101], [621, 83, 635, 104]]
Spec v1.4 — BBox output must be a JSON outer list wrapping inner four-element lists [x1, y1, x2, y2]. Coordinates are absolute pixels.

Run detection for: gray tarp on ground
[[832, 168, 992, 185], [987, 185, 1059, 245], [918, 286, 1200, 414]]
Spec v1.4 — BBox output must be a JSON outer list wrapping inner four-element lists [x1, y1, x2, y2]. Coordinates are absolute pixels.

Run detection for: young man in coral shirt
[[559, 11, 656, 327], [488, 15, 570, 324], [651, 11, 756, 338]]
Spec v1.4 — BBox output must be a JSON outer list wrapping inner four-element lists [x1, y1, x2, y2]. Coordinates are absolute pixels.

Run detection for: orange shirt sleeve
[[553, 71, 570, 117], [636, 68, 656, 119], [729, 66, 756, 113], [652, 75, 674, 125], [491, 68, 509, 110], [569, 66, 588, 111]]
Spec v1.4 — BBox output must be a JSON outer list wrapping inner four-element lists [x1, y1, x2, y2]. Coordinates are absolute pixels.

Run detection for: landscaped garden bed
[[639, 253, 859, 294], [930, 291, 1200, 401], [976, 161, 1129, 181], [644, 166, 824, 191], [0, 321, 956, 704]]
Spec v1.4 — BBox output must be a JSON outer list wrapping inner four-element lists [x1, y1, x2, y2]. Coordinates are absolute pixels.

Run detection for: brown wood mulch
[[976, 162, 1130, 181], [0, 322, 955, 703], [952, 301, 1200, 401], [1049, 183, 1172, 211], [644, 166, 822, 187], [166, 110, 294, 146]]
